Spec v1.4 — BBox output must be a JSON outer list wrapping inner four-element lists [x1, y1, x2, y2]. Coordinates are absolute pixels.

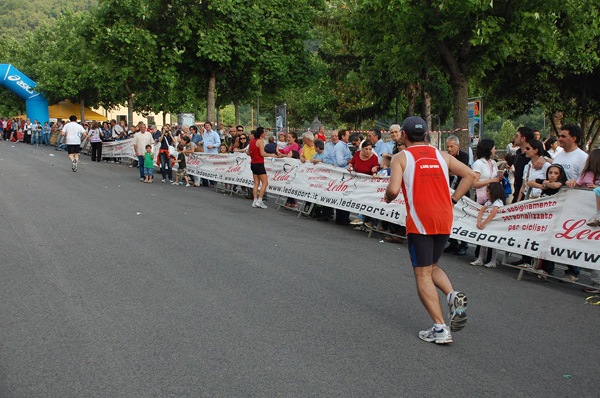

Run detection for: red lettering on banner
[[187, 159, 201, 166], [555, 219, 600, 240], [272, 170, 293, 182], [325, 179, 351, 192], [227, 165, 242, 173]]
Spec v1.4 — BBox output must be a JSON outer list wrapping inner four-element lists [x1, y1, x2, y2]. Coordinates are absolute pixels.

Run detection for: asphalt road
[[0, 141, 598, 398]]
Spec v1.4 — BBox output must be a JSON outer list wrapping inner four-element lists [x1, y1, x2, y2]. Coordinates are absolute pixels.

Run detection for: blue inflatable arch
[[0, 64, 49, 124]]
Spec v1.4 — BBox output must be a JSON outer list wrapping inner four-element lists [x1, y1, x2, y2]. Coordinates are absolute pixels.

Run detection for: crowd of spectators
[[3, 115, 599, 291]]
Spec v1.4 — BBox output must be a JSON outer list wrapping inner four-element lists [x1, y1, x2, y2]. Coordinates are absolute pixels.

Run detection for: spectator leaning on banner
[[300, 132, 316, 163], [444, 134, 471, 255], [202, 121, 221, 154], [546, 123, 589, 283], [368, 129, 384, 159], [553, 123, 589, 188], [334, 129, 352, 225], [322, 129, 338, 165]]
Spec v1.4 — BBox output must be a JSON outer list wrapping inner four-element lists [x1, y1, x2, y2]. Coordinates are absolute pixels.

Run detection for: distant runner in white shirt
[[61, 115, 87, 172]]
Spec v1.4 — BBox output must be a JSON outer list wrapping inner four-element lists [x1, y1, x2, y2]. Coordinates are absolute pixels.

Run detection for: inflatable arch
[[0, 64, 49, 124]]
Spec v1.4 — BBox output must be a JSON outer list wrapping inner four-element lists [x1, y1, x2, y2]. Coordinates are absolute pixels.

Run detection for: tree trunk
[[234, 99, 240, 125], [422, 90, 431, 131], [79, 94, 85, 122], [588, 118, 600, 148], [406, 82, 420, 117], [125, 82, 134, 126], [550, 111, 564, 137], [434, 39, 471, 132], [207, 71, 216, 123], [450, 76, 468, 132]]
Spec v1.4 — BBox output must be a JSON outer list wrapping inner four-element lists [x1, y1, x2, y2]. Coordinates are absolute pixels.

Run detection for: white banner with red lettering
[[451, 190, 599, 270], [101, 139, 137, 159], [103, 142, 600, 270]]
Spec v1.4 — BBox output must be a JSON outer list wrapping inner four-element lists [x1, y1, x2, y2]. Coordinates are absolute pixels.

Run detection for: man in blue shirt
[[322, 129, 338, 165], [334, 129, 352, 225], [369, 129, 385, 157], [202, 121, 221, 154], [201, 121, 221, 187], [381, 124, 400, 155]]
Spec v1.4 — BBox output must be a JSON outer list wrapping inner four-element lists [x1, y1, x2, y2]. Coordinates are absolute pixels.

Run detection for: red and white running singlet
[[401, 145, 453, 235]]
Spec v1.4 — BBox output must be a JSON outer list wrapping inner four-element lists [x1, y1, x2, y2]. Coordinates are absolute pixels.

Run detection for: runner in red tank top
[[384, 116, 475, 344], [246, 127, 277, 209]]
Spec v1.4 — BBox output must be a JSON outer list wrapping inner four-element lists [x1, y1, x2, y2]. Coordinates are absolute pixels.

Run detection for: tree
[[22, 12, 123, 121], [479, 0, 600, 148], [348, 0, 556, 132]]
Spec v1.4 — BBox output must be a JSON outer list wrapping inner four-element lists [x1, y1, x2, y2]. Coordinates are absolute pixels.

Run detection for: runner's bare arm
[[384, 152, 406, 203], [444, 152, 476, 203]]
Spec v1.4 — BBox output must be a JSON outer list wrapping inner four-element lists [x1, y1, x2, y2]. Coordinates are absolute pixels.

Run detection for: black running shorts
[[67, 144, 81, 154], [407, 233, 450, 267], [251, 163, 266, 175]]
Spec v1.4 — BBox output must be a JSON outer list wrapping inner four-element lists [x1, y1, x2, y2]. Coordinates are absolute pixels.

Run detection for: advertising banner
[[102, 139, 137, 159], [103, 140, 599, 270]]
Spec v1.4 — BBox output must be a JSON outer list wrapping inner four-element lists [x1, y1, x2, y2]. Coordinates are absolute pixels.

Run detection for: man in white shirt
[[548, 123, 589, 282], [61, 115, 87, 172], [553, 123, 588, 187], [133, 122, 155, 181]]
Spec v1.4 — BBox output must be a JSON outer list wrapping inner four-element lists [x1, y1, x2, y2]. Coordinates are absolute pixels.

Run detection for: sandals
[[385, 236, 404, 244]]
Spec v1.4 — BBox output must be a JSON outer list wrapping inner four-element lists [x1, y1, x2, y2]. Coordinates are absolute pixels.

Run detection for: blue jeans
[[159, 151, 172, 180], [44, 132, 51, 145], [138, 155, 145, 179], [34, 131, 43, 146]]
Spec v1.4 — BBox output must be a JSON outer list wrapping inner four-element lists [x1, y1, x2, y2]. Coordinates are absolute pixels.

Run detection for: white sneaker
[[171, 182, 178, 185], [252, 199, 258, 208], [185, 183, 191, 187], [419, 325, 452, 344], [483, 262, 497, 268], [257, 199, 268, 209], [448, 291, 468, 332], [161, 179, 166, 183], [470, 260, 484, 266]]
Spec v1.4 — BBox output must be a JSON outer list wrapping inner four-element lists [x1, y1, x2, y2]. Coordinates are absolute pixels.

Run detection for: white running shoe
[[71, 159, 76, 171], [252, 199, 258, 208], [419, 325, 452, 344], [448, 291, 468, 332], [483, 262, 497, 268], [257, 199, 268, 209], [470, 260, 484, 266], [185, 183, 191, 187]]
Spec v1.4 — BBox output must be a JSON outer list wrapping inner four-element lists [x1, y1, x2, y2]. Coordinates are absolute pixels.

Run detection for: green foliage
[[479, 0, 600, 149], [0, 0, 96, 41], [491, 120, 518, 150]]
